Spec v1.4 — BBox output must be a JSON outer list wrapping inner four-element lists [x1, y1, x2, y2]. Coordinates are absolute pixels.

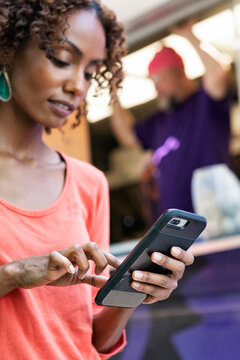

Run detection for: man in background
[[110, 19, 232, 223]]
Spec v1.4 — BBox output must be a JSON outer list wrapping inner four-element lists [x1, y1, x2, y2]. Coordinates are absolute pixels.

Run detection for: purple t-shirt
[[134, 87, 232, 216]]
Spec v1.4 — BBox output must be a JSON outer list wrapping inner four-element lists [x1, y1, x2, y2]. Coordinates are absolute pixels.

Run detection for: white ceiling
[[101, 0, 170, 24]]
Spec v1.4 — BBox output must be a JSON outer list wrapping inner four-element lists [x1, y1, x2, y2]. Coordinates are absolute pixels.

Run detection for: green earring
[[0, 70, 12, 102]]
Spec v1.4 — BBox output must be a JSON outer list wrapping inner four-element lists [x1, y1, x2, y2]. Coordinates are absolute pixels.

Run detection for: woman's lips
[[48, 100, 74, 118]]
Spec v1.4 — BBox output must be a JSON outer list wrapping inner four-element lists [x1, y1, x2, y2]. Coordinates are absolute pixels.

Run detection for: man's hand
[[170, 18, 195, 38]]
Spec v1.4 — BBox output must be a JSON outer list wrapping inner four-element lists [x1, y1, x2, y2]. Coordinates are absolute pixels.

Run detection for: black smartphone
[[95, 209, 206, 308]]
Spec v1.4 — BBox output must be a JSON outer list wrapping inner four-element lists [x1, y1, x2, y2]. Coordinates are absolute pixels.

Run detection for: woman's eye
[[51, 57, 70, 68], [85, 72, 94, 81]]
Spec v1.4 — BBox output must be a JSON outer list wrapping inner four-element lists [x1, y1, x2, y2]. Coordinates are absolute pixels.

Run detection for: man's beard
[[156, 96, 179, 112]]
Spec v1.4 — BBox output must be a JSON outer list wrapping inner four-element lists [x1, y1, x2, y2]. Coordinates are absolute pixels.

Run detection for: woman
[[0, 1, 194, 359]]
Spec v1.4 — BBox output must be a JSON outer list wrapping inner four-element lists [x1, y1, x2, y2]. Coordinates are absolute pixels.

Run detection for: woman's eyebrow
[[64, 39, 104, 64], [64, 39, 83, 56]]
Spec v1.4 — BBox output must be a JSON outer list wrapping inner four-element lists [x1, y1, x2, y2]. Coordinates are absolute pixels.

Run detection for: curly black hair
[[0, 0, 126, 127]]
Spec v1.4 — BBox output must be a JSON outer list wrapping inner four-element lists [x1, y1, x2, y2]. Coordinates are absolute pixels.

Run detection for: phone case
[[95, 209, 207, 308]]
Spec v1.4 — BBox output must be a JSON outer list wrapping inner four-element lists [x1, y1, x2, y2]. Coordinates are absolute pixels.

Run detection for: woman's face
[[9, 10, 106, 129]]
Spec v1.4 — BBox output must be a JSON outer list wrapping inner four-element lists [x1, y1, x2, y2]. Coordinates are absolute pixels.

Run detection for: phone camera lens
[[170, 219, 180, 225]]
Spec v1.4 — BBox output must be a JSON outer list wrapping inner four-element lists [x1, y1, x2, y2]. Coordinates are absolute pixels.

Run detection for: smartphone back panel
[[95, 209, 206, 308]]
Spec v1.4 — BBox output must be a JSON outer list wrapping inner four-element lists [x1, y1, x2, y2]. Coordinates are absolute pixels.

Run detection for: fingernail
[[172, 247, 181, 256], [78, 272, 85, 280], [68, 265, 75, 274], [133, 271, 143, 280], [131, 282, 140, 289], [153, 253, 162, 262]]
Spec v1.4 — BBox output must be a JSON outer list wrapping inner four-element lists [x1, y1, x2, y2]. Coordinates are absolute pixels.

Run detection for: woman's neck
[[0, 101, 49, 161]]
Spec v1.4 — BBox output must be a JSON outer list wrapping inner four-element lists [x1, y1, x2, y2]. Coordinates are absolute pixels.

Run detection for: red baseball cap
[[148, 47, 184, 76]]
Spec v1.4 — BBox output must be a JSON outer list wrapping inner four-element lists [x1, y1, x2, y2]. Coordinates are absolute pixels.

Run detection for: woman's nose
[[64, 71, 89, 97]]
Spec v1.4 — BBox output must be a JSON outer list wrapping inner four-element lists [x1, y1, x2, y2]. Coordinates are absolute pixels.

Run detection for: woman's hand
[[4, 243, 121, 290], [131, 247, 194, 304]]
